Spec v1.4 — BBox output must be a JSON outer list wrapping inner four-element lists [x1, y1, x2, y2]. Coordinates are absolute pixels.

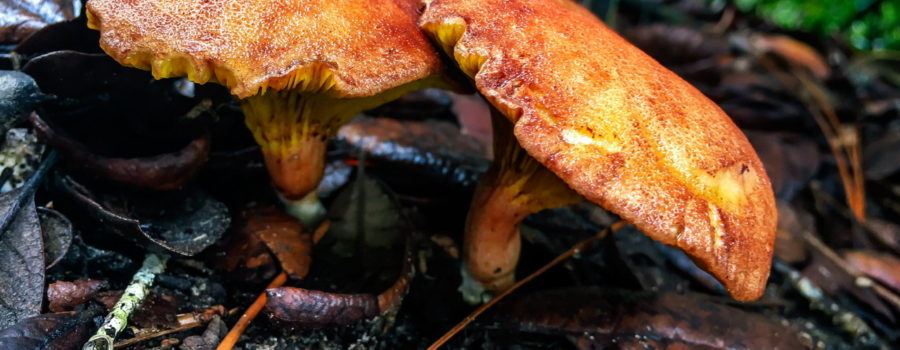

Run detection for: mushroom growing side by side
[[85, 0, 448, 225], [421, 0, 777, 302]]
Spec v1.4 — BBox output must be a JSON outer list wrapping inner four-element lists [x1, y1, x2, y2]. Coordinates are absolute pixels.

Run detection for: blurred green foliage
[[729, 0, 899, 51]]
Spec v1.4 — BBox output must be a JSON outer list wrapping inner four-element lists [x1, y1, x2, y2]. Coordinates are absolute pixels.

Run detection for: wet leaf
[[492, 288, 811, 349], [32, 112, 210, 190], [0, 0, 79, 44], [242, 207, 312, 280], [14, 15, 102, 56], [37, 206, 72, 269], [0, 307, 100, 350], [265, 287, 380, 328], [335, 116, 489, 190], [367, 88, 455, 122], [55, 175, 229, 256], [0, 189, 43, 329], [0, 71, 47, 137], [47, 278, 107, 312], [324, 172, 405, 264], [844, 250, 900, 293], [212, 211, 278, 284]]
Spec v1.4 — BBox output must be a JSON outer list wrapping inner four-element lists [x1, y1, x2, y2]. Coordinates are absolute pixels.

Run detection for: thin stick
[[428, 221, 624, 350], [83, 253, 169, 350], [0, 149, 57, 238], [216, 271, 287, 350]]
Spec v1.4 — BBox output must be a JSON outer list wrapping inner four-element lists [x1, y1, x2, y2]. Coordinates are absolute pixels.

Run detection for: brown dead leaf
[[844, 250, 900, 293], [47, 278, 107, 312], [94, 290, 179, 330], [775, 201, 811, 263], [243, 207, 312, 280]]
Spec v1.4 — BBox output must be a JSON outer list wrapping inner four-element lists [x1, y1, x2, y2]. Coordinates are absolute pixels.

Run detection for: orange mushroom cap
[[86, 0, 449, 221], [421, 0, 777, 301], [85, 0, 444, 99]]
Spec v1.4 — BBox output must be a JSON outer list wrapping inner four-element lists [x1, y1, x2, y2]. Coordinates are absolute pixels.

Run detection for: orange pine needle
[[216, 271, 288, 350], [428, 221, 625, 350]]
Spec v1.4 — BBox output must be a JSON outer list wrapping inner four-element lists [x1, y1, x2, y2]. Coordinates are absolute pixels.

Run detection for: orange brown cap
[[421, 0, 777, 301], [86, 0, 445, 99]]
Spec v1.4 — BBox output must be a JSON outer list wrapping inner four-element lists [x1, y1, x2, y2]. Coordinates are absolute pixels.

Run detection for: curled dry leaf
[[54, 175, 229, 256], [266, 228, 416, 327], [0, 0, 79, 44], [32, 112, 211, 190], [493, 288, 810, 349], [0, 190, 43, 329], [241, 207, 313, 280], [214, 213, 278, 284], [844, 250, 900, 293], [47, 278, 107, 312], [37, 206, 72, 269], [335, 116, 489, 189]]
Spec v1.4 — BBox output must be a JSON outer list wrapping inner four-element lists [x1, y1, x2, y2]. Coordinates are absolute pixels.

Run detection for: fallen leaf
[[493, 288, 811, 349], [47, 278, 107, 312], [0, 0, 79, 44], [844, 250, 900, 293], [242, 207, 312, 280], [0, 308, 98, 350], [0, 189, 43, 329], [335, 116, 489, 190], [32, 112, 211, 190], [213, 213, 278, 284], [37, 206, 72, 269], [55, 175, 229, 256]]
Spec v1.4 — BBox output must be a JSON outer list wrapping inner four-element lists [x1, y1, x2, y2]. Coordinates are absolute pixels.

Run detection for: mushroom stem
[[240, 77, 447, 225], [280, 190, 326, 229], [460, 110, 581, 303]]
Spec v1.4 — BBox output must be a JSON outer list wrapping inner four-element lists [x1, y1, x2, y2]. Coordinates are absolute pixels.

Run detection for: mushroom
[[420, 0, 777, 302], [85, 0, 447, 225]]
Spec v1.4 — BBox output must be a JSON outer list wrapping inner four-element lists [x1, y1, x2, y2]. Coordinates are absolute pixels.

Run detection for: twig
[[0, 149, 57, 238], [427, 221, 624, 350], [216, 271, 287, 350], [83, 253, 170, 350], [113, 306, 234, 349]]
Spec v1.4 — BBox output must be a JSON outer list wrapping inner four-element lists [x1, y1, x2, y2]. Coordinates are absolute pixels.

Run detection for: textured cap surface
[[421, 0, 777, 301], [86, 0, 444, 98]]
